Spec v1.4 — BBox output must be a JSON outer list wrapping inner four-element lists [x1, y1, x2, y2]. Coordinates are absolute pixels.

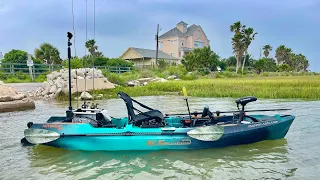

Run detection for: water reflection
[[27, 138, 290, 179]]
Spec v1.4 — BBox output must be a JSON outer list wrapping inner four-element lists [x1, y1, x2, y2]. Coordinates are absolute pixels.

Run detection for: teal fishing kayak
[[22, 92, 295, 151]]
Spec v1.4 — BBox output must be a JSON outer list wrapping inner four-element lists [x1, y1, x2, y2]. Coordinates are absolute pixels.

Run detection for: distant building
[[120, 47, 179, 67], [158, 21, 210, 63]]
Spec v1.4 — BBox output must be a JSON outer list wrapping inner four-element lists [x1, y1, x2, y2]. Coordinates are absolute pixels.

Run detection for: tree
[[182, 46, 219, 71], [2, 49, 28, 64], [223, 56, 237, 67], [290, 53, 309, 72], [241, 27, 257, 72], [253, 58, 277, 74], [230, 21, 246, 73], [34, 43, 62, 64], [1, 49, 29, 72], [275, 45, 292, 65], [262, 44, 272, 58]]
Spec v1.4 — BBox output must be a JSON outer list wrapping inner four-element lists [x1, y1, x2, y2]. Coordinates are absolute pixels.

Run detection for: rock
[[76, 70, 85, 78], [31, 68, 115, 99], [46, 74, 54, 81], [137, 78, 153, 83], [96, 94, 103, 99], [174, 79, 181, 81], [48, 80, 54, 86], [167, 75, 177, 79], [62, 73, 69, 80], [152, 78, 168, 82], [49, 93, 55, 99], [142, 82, 148, 86], [80, 91, 93, 100], [0, 98, 35, 113], [56, 88, 62, 95], [0, 85, 35, 113], [127, 80, 140, 87], [49, 85, 57, 94]]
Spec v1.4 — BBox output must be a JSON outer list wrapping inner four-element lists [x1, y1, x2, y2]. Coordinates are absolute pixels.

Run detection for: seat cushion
[[134, 110, 164, 126]]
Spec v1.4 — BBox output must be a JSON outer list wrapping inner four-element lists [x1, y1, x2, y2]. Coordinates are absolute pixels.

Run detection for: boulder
[[128, 80, 140, 87], [167, 75, 177, 79], [80, 91, 93, 100], [49, 85, 57, 94], [0, 85, 35, 113], [31, 68, 115, 99], [152, 78, 168, 82], [0, 98, 35, 113]]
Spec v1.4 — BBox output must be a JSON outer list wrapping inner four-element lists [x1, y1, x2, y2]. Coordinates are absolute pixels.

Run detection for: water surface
[[0, 96, 319, 179]]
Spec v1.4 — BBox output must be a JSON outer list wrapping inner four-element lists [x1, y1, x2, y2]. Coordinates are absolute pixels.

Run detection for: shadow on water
[[25, 139, 292, 179]]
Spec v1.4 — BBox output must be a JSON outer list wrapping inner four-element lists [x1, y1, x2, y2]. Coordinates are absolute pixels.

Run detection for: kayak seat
[[134, 110, 164, 127], [118, 92, 164, 127]]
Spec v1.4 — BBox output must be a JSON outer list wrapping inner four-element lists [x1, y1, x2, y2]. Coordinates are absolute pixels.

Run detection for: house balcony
[[179, 47, 193, 52], [179, 47, 193, 58]]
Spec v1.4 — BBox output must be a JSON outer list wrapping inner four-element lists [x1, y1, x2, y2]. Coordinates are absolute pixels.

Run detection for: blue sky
[[0, 0, 319, 71]]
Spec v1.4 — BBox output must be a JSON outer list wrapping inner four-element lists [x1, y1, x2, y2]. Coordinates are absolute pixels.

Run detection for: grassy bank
[[57, 75, 320, 100]]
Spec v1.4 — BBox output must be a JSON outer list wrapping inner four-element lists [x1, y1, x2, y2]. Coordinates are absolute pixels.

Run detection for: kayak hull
[[24, 114, 295, 151]]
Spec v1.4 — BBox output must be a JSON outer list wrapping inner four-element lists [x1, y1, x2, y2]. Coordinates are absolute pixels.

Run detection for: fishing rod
[[165, 108, 291, 116]]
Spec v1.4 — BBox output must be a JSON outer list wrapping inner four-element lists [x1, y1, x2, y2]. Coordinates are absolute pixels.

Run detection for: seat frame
[[117, 92, 164, 126]]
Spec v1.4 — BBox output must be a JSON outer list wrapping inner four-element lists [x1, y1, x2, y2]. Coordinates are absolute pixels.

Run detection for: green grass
[[56, 75, 320, 100]]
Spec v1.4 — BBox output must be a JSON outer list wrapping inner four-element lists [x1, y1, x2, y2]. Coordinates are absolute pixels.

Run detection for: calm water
[[0, 96, 319, 180]]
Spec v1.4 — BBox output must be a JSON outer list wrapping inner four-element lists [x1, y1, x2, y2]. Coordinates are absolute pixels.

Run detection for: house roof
[[177, 21, 187, 25], [159, 24, 199, 39], [122, 47, 179, 60]]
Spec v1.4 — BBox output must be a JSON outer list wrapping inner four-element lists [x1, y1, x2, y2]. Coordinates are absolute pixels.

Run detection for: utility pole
[[259, 47, 262, 59], [155, 24, 159, 66]]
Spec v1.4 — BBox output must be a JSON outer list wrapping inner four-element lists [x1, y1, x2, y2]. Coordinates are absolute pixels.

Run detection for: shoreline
[[53, 75, 320, 101]]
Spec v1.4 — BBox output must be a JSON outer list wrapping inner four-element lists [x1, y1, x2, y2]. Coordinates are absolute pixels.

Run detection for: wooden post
[[29, 66, 34, 81]]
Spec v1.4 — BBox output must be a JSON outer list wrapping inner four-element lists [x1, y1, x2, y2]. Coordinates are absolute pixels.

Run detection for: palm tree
[[230, 21, 245, 73], [275, 45, 292, 65], [85, 39, 98, 56], [34, 43, 62, 64], [241, 27, 257, 72], [262, 44, 272, 58]]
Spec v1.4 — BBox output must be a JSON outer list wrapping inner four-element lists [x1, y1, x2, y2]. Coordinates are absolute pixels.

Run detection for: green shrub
[[167, 65, 187, 78], [181, 72, 199, 80], [0, 71, 7, 80]]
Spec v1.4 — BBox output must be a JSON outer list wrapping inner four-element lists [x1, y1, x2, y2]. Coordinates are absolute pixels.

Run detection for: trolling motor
[[235, 96, 257, 123]]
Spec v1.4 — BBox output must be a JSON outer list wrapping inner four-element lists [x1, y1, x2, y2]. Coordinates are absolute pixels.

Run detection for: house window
[[181, 40, 184, 47], [194, 42, 198, 48], [198, 30, 200, 38], [194, 41, 204, 48], [159, 42, 163, 49]]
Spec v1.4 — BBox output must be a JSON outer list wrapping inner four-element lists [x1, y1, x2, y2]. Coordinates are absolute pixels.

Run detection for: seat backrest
[[118, 92, 136, 121]]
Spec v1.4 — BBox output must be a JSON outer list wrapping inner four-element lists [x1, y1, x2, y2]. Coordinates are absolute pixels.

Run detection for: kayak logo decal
[[146, 138, 191, 146], [42, 124, 63, 130], [248, 120, 278, 128]]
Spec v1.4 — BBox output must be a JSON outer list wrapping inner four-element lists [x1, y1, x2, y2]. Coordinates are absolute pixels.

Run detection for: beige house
[[120, 47, 179, 67], [158, 21, 210, 63]]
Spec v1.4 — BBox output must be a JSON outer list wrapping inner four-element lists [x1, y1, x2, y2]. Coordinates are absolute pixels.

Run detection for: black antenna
[[67, 32, 73, 110]]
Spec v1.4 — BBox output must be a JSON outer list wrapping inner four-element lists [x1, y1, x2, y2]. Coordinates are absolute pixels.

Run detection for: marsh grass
[[57, 76, 320, 100]]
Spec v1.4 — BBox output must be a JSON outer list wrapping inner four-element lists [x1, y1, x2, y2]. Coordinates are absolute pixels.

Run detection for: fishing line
[[92, 0, 96, 104], [72, 0, 76, 56]]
